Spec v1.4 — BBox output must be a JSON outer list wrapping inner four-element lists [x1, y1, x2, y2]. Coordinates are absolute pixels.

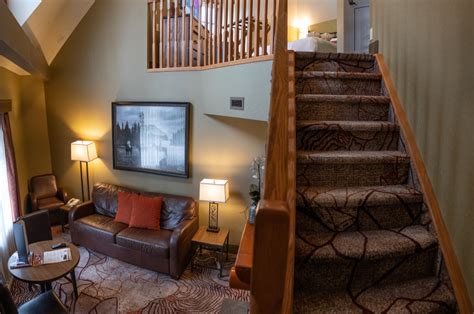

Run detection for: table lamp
[[71, 140, 98, 201], [199, 179, 229, 233]]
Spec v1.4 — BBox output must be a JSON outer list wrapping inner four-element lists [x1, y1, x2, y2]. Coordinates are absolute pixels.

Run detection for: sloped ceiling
[[23, 0, 95, 65], [0, 0, 94, 77]]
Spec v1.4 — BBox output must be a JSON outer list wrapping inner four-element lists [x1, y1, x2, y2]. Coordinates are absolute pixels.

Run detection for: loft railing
[[250, 0, 294, 311], [147, 0, 276, 71]]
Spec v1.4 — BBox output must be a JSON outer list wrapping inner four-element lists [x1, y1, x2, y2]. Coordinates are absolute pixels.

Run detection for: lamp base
[[206, 226, 220, 233]]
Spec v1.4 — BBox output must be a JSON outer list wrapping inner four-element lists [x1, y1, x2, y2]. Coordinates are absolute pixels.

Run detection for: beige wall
[[45, 0, 270, 245], [288, 0, 337, 40], [0, 67, 52, 214], [372, 0, 474, 300]]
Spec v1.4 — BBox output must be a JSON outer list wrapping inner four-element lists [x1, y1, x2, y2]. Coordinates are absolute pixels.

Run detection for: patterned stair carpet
[[11, 233, 248, 313], [293, 52, 458, 313]]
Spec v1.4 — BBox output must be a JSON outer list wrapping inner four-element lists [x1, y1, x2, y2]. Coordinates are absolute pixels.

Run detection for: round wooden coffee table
[[8, 240, 80, 298]]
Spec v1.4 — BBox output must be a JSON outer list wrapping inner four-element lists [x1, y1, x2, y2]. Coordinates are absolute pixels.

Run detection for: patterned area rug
[[11, 233, 249, 313]]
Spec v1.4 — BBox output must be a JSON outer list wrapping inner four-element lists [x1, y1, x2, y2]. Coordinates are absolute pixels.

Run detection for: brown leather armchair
[[27, 174, 68, 226]]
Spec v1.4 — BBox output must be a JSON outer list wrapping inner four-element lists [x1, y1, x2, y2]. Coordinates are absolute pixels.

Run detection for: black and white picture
[[112, 102, 190, 178]]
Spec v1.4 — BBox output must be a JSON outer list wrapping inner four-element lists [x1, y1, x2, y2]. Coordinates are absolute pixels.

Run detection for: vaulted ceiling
[[0, 0, 95, 78]]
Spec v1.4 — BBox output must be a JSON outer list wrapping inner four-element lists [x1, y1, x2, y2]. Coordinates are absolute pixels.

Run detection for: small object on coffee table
[[191, 226, 229, 278], [51, 242, 67, 250]]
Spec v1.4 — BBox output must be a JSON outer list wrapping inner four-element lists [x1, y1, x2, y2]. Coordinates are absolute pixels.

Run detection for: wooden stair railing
[[229, 0, 295, 312], [375, 54, 473, 313], [147, 0, 276, 71]]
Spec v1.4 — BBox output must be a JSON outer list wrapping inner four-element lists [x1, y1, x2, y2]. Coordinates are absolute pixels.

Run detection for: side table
[[59, 204, 77, 232], [191, 226, 229, 278]]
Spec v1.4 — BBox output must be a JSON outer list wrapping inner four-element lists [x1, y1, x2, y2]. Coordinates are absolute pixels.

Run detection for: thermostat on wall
[[230, 97, 245, 110]]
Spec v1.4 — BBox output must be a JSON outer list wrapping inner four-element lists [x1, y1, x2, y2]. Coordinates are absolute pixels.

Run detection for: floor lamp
[[71, 140, 98, 201]]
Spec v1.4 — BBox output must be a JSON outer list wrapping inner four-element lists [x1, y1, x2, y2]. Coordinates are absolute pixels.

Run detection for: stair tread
[[295, 51, 376, 62], [296, 71, 382, 80], [297, 120, 398, 131], [297, 185, 423, 208], [296, 94, 391, 104], [297, 150, 409, 164], [294, 277, 457, 313], [298, 225, 437, 262]]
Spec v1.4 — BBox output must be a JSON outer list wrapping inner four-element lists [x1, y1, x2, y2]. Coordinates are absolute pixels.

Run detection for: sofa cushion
[[116, 227, 171, 258], [129, 195, 163, 230], [115, 192, 136, 224], [30, 174, 58, 199], [37, 197, 64, 211], [76, 214, 128, 244], [92, 183, 136, 217]]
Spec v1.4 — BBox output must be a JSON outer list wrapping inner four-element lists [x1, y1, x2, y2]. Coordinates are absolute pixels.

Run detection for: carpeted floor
[[11, 233, 249, 313], [293, 52, 457, 313]]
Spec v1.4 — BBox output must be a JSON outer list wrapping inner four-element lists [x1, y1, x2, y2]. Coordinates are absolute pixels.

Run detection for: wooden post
[[174, 0, 179, 67], [247, 0, 253, 58], [167, 0, 171, 67], [254, 0, 260, 57], [160, 0, 164, 67], [234, 0, 240, 60], [240, 0, 246, 59], [229, 0, 234, 61], [151, 1, 157, 68], [189, 0, 194, 66], [182, 0, 186, 67], [262, 0, 267, 55]]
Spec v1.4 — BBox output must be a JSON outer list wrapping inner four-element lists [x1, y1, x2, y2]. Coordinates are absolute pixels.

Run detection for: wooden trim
[[229, 222, 253, 290], [0, 1, 49, 79], [147, 53, 272, 72], [0, 99, 12, 112], [375, 53, 473, 314]]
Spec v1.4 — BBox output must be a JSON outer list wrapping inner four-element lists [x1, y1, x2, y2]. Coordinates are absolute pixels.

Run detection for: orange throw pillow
[[129, 195, 163, 230], [115, 191, 135, 224]]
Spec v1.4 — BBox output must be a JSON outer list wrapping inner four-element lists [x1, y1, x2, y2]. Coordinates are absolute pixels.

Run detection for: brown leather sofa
[[28, 174, 68, 225], [69, 183, 199, 279]]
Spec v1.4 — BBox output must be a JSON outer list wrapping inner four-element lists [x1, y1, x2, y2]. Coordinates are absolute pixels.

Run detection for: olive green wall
[[372, 0, 474, 300], [44, 0, 271, 245], [0, 67, 52, 214]]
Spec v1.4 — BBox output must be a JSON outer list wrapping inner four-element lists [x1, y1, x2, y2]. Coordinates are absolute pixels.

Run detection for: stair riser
[[295, 54, 377, 73], [296, 204, 423, 232], [296, 77, 382, 96], [297, 127, 399, 151], [294, 247, 437, 293], [296, 102, 389, 121], [296, 162, 410, 187]]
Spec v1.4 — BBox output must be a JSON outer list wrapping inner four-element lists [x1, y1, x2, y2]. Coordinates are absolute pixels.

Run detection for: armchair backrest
[[19, 210, 53, 244], [29, 174, 58, 199], [91, 183, 197, 230], [0, 283, 18, 314]]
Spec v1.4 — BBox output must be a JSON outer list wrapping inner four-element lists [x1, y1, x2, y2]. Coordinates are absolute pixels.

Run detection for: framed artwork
[[112, 102, 190, 178]]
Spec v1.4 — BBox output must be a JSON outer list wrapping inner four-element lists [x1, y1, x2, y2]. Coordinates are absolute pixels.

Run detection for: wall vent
[[230, 97, 245, 111]]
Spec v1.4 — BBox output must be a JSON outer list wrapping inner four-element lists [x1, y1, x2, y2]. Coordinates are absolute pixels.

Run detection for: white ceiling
[[2, 0, 94, 76]]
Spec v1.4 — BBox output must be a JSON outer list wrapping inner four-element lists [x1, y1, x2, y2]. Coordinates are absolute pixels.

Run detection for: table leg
[[44, 282, 52, 291], [219, 247, 224, 278], [70, 269, 78, 298], [226, 236, 229, 261], [40, 284, 46, 293]]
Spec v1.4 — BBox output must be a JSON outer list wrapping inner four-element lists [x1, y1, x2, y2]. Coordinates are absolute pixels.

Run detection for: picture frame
[[112, 102, 190, 178]]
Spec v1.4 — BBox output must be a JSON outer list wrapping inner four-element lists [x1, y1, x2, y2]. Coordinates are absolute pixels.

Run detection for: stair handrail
[[250, 0, 295, 312], [375, 54, 473, 313]]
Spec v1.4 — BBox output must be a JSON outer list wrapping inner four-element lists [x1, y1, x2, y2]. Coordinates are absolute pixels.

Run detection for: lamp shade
[[199, 179, 229, 203], [71, 140, 98, 162]]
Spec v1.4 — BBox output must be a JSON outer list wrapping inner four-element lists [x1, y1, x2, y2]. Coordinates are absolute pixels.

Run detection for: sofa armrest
[[57, 188, 69, 203], [28, 193, 38, 213], [169, 216, 199, 279], [69, 201, 95, 223]]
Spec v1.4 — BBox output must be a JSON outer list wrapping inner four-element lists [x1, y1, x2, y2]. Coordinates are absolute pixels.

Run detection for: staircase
[[293, 52, 458, 313]]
